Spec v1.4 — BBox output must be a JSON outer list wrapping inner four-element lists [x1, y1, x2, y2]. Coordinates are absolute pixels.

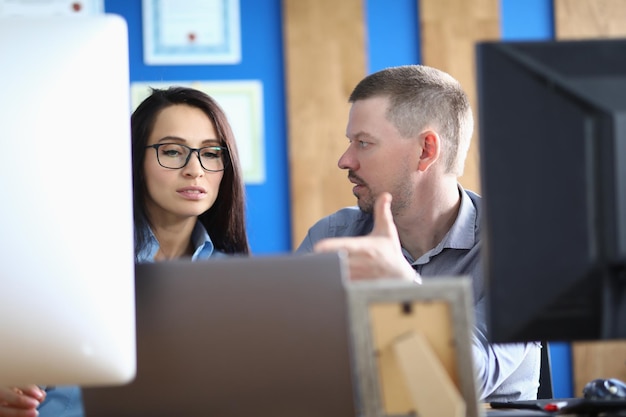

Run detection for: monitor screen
[[0, 15, 136, 386], [477, 39, 626, 343]]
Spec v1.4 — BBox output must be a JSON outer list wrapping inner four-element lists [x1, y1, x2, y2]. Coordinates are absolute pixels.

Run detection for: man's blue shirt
[[296, 186, 541, 402]]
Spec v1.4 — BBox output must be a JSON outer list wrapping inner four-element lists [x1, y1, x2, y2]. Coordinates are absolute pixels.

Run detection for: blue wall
[[366, 0, 420, 71], [106, 0, 572, 399]]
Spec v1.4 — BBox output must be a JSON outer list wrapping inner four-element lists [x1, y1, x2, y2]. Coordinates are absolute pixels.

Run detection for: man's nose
[[338, 147, 357, 170]]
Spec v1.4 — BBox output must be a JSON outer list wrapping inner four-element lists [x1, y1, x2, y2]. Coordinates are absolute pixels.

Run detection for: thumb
[[371, 192, 399, 240]]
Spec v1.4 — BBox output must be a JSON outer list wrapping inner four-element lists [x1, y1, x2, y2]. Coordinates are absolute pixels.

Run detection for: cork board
[[554, 0, 626, 394], [282, 0, 366, 248]]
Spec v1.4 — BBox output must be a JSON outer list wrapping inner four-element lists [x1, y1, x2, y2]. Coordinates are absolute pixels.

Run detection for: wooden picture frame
[[348, 278, 482, 417]]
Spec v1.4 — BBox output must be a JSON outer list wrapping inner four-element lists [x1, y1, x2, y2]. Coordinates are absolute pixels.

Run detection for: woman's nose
[[182, 152, 204, 177]]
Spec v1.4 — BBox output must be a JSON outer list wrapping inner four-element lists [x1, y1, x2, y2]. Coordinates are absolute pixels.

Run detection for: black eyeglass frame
[[145, 143, 229, 172]]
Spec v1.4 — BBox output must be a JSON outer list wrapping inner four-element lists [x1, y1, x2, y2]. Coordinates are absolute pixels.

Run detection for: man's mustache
[[348, 171, 366, 186]]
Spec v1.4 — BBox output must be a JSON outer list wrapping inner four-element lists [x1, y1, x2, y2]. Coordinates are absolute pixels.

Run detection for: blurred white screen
[[0, 15, 136, 387]]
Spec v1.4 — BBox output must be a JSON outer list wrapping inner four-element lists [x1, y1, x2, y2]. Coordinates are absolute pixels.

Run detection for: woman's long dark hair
[[131, 86, 250, 257]]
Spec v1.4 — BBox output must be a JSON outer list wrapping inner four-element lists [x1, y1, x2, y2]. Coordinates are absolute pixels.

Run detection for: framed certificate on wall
[[142, 0, 241, 65], [0, 0, 103, 16]]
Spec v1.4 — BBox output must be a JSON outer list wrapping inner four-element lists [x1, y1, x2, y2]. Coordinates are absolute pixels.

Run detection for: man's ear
[[417, 129, 440, 171]]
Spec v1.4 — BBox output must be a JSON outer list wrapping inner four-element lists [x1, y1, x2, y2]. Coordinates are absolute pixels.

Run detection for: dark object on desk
[[491, 397, 626, 415], [583, 378, 626, 400], [559, 398, 626, 415], [490, 398, 571, 411]]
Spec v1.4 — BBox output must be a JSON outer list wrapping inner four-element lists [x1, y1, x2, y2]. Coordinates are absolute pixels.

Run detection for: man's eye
[[358, 140, 370, 148]]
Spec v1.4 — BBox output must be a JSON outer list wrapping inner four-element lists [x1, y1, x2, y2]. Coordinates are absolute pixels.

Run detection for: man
[[296, 65, 540, 402]]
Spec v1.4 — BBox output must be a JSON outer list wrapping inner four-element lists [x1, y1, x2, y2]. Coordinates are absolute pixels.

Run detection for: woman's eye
[[201, 151, 220, 159], [162, 149, 181, 157]]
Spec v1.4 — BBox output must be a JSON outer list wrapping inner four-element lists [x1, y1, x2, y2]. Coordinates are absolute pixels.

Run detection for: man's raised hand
[[314, 192, 417, 281]]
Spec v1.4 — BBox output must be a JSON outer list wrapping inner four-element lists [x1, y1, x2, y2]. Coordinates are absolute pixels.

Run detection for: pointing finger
[[371, 192, 398, 241]]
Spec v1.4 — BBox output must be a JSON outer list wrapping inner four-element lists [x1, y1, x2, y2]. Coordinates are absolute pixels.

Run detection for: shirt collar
[[136, 221, 216, 263], [190, 221, 216, 260], [406, 184, 478, 264], [444, 184, 477, 250]]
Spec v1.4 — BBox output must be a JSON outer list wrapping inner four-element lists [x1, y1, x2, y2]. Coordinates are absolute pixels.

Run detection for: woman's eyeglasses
[[145, 143, 228, 172]]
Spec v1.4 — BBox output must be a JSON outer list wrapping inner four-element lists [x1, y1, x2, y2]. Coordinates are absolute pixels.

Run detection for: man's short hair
[[349, 65, 474, 176]]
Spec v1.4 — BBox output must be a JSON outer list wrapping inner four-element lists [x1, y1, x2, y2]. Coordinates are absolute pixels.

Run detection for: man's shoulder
[[295, 206, 373, 253], [311, 206, 373, 237]]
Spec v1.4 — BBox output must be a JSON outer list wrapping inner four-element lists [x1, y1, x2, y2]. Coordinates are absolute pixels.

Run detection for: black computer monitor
[[477, 39, 626, 343]]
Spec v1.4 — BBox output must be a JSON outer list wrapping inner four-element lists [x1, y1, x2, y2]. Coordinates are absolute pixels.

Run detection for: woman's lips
[[177, 186, 207, 200]]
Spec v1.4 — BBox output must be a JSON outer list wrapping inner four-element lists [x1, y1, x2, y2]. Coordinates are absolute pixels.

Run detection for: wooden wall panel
[[419, 0, 501, 193], [282, 0, 366, 248], [572, 341, 626, 396], [554, 0, 626, 394], [555, 0, 626, 38]]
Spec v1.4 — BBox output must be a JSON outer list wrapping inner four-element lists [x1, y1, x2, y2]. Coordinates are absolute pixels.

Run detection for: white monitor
[[0, 15, 136, 387]]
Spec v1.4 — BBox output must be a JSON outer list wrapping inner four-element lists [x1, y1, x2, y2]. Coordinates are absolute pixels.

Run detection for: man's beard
[[351, 175, 413, 217], [356, 191, 375, 214], [349, 171, 375, 213]]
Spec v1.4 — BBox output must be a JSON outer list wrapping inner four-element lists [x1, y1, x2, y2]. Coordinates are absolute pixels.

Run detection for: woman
[[132, 86, 249, 261], [0, 87, 250, 417]]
